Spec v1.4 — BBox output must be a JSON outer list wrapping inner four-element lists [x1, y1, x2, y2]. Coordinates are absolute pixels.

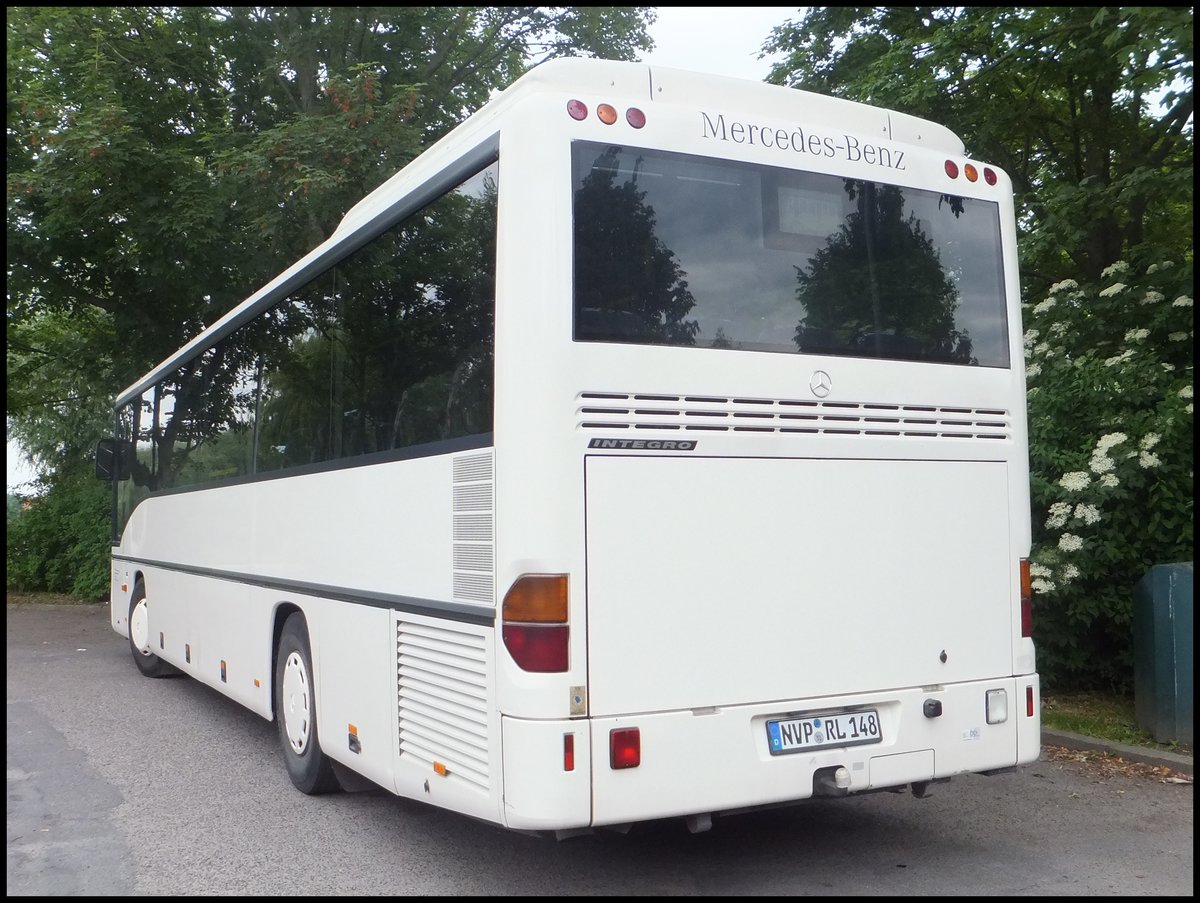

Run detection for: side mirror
[[95, 438, 132, 481]]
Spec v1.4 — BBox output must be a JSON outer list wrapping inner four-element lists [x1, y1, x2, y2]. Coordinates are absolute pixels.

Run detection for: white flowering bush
[[1023, 258, 1193, 689]]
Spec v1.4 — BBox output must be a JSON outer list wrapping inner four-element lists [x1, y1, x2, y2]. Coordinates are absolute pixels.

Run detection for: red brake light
[[626, 107, 646, 128], [610, 728, 641, 769], [567, 99, 588, 121], [502, 624, 568, 672], [984, 167, 998, 185], [944, 160, 959, 179]]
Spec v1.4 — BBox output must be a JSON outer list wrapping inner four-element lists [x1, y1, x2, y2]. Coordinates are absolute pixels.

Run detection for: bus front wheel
[[275, 612, 340, 794], [128, 579, 172, 678]]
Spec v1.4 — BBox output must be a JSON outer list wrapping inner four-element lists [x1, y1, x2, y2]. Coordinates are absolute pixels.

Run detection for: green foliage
[[6, 464, 111, 599], [765, 4, 1194, 694], [7, 6, 654, 595], [764, 7, 1194, 283], [1024, 259, 1193, 690]]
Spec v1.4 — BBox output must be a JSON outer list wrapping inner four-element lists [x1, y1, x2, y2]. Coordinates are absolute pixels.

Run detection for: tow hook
[[813, 765, 852, 797]]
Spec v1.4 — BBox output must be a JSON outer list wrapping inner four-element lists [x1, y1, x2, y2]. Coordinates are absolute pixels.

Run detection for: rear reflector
[[1027, 685, 1035, 717], [985, 688, 1008, 724], [610, 728, 641, 769], [564, 733, 575, 772]]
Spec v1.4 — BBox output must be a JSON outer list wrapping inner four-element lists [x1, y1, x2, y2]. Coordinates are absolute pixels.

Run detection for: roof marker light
[[567, 99, 587, 121], [944, 160, 959, 179], [626, 107, 646, 128], [984, 167, 998, 186]]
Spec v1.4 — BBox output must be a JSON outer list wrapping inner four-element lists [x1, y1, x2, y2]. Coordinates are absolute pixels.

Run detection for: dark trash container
[[1133, 563, 1193, 745]]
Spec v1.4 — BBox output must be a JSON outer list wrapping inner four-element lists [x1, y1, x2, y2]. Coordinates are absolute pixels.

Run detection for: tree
[[763, 7, 1193, 287], [795, 182, 969, 362], [764, 6, 1194, 690], [7, 6, 655, 592], [1022, 260, 1193, 690], [573, 146, 699, 344]]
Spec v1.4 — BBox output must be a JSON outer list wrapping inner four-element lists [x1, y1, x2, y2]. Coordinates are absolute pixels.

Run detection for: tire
[[275, 612, 340, 794], [128, 579, 172, 678]]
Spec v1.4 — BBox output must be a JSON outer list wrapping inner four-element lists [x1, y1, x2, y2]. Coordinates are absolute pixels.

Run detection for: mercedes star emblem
[[810, 370, 832, 398]]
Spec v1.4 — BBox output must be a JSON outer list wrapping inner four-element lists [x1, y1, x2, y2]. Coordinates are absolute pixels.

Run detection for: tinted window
[[573, 142, 1009, 367], [114, 159, 496, 533]]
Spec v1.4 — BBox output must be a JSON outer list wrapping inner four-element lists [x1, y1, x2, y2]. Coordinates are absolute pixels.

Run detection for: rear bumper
[[501, 674, 1040, 830]]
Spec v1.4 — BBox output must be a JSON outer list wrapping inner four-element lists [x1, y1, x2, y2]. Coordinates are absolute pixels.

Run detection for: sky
[[640, 6, 796, 81], [5, 7, 802, 494]]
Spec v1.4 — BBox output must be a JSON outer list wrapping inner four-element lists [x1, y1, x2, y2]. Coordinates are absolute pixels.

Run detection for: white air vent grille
[[452, 451, 494, 604], [452, 484, 491, 511], [396, 619, 489, 792], [577, 392, 1010, 440], [453, 514, 493, 543]]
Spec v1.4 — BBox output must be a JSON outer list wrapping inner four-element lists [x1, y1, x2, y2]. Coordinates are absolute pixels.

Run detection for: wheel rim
[[130, 597, 152, 655], [282, 651, 311, 754]]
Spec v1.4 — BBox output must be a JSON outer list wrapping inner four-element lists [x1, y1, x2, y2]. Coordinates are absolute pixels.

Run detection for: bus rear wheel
[[275, 612, 340, 794], [128, 579, 172, 678]]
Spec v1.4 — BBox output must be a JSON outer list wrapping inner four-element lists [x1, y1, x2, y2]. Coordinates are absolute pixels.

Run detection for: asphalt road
[[7, 603, 1194, 896]]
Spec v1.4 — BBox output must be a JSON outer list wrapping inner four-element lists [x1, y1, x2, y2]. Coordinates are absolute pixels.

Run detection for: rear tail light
[[610, 728, 641, 769], [501, 624, 568, 672], [1019, 559, 1033, 637], [502, 574, 569, 672]]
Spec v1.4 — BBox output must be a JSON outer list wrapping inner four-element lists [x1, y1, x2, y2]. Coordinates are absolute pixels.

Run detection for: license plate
[[766, 709, 882, 755]]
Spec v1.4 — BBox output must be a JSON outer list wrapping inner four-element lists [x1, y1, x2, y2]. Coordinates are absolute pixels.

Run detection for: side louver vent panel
[[577, 392, 1011, 440], [452, 452, 494, 604], [396, 619, 489, 793]]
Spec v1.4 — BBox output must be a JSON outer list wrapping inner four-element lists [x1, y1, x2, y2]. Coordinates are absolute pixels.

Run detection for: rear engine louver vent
[[396, 619, 489, 793], [577, 392, 1010, 440]]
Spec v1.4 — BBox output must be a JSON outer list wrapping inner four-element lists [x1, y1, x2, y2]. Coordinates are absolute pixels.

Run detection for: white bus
[[99, 57, 1040, 835]]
